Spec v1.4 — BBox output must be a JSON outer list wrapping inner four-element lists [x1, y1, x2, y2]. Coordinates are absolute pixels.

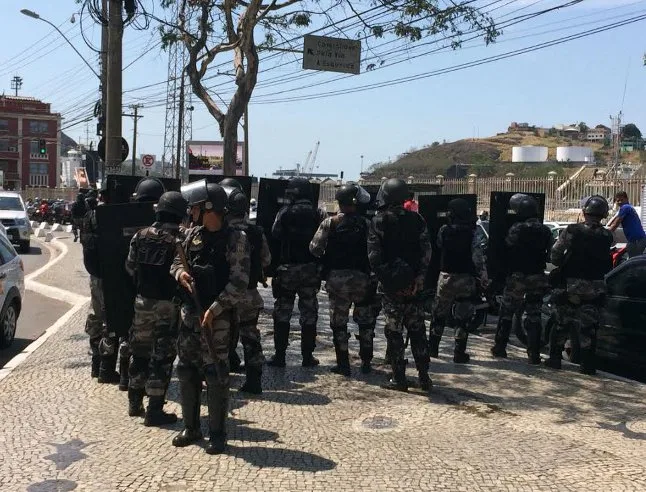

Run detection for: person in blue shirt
[[608, 191, 646, 258]]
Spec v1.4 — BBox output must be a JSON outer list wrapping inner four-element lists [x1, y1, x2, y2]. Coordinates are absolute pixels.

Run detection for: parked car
[[0, 233, 24, 348], [0, 192, 31, 253]]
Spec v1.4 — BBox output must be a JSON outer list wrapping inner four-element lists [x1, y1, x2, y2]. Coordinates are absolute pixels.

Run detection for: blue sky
[[1, 0, 645, 180]]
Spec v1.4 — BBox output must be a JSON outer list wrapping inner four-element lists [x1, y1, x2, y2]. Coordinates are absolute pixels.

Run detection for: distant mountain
[[61, 132, 78, 154]]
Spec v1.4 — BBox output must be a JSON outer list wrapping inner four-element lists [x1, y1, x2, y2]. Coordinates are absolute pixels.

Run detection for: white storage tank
[[511, 146, 548, 163], [556, 146, 594, 163]]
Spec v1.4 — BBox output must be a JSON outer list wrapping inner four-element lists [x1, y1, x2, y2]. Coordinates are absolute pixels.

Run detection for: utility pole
[[175, 70, 185, 180], [105, 0, 123, 172], [243, 104, 249, 175], [10, 76, 23, 97], [125, 104, 143, 176]]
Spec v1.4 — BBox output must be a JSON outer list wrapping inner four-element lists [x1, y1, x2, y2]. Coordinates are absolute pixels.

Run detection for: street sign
[[141, 154, 155, 168], [302, 35, 361, 75], [97, 137, 129, 164]]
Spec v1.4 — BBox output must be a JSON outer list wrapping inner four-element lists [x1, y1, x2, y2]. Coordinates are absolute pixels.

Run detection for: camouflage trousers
[[432, 272, 476, 341], [177, 306, 232, 383], [552, 279, 605, 351], [231, 289, 265, 369], [499, 272, 548, 324], [85, 276, 105, 341], [128, 296, 178, 397], [382, 294, 429, 373], [272, 263, 321, 327], [326, 269, 376, 354]]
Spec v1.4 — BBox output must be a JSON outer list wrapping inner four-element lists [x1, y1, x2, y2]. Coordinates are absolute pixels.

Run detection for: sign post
[[302, 35, 361, 75]]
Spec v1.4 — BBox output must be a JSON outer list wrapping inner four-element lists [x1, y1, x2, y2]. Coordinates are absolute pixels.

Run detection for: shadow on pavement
[[227, 445, 337, 472], [0, 337, 33, 368]]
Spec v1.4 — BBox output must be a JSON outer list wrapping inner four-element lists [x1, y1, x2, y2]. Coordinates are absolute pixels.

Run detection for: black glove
[[192, 264, 214, 277]]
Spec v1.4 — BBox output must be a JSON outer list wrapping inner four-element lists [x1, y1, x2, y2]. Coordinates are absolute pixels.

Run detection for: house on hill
[[585, 125, 611, 142]]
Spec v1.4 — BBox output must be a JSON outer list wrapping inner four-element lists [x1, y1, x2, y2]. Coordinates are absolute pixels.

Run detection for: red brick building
[[0, 96, 61, 190]]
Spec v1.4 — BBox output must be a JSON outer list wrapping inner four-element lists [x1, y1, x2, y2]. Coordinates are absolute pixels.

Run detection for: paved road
[[0, 240, 71, 368]]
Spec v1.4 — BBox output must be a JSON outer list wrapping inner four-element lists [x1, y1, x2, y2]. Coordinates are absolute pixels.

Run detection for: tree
[[159, 0, 500, 174], [623, 123, 642, 140], [578, 122, 588, 133], [431, 141, 440, 147]]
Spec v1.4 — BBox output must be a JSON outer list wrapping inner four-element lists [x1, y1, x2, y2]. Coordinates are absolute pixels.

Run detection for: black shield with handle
[[104, 175, 181, 204]]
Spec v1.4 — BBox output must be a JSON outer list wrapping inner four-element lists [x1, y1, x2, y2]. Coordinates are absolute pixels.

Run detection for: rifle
[[175, 240, 218, 360]]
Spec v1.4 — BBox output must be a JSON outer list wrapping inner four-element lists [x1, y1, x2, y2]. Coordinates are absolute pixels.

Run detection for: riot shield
[[256, 178, 321, 277], [187, 175, 252, 199], [418, 194, 478, 293], [487, 191, 546, 285], [105, 175, 181, 204], [95, 202, 156, 338]]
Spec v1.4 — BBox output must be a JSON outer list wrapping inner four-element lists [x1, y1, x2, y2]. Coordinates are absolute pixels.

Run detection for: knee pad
[[118, 340, 131, 359], [452, 300, 475, 325], [204, 361, 229, 389], [98, 337, 117, 356]]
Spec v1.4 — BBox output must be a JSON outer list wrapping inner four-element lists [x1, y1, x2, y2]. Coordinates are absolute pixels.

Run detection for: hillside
[[368, 131, 644, 179]]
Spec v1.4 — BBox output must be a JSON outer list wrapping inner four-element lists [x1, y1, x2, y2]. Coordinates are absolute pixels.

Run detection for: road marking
[[1, 236, 90, 382]]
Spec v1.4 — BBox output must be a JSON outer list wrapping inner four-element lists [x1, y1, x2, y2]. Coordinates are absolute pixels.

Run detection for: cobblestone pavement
[[1, 239, 646, 491]]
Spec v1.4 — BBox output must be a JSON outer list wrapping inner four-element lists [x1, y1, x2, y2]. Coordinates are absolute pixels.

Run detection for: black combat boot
[[144, 396, 178, 426], [172, 371, 203, 447], [330, 336, 351, 377], [491, 318, 512, 358], [128, 388, 145, 417], [118, 357, 129, 391], [526, 322, 542, 365], [383, 360, 409, 392], [205, 385, 228, 455], [357, 326, 374, 374], [544, 344, 562, 370], [428, 334, 442, 359], [90, 338, 100, 378], [267, 322, 289, 368], [301, 325, 319, 367], [453, 336, 471, 364], [98, 354, 120, 384], [239, 366, 263, 395], [418, 371, 433, 392], [579, 334, 597, 375]]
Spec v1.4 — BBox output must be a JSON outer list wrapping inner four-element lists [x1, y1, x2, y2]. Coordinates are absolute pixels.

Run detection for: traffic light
[[38, 139, 46, 155]]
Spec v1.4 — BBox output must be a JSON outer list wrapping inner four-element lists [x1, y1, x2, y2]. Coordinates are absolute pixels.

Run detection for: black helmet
[[508, 193, 526, 212], [181, 179, 209, 207], [447, 198, 474, 225], [225, 187, 249, 217], [376, 178, 408, 208], [219, 178, 243, 191], [156, 191, 188, 220], [517, 195, 539, 219], [335, 184, 371, 206], [285, 177, 312, 201], [583, 195, 609, 218], [86, 189, 98, 200], [134, 177, 165, 203], [205, 183, 227, 213]]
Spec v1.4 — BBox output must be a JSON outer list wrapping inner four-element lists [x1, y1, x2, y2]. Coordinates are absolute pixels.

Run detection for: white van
[[0, 191, 31, 253]]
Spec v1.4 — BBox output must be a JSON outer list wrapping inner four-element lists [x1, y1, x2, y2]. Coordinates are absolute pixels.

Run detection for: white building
[[60, 149, 83, 187]]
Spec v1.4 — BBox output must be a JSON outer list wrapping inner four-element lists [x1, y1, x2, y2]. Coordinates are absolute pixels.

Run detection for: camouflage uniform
[[431, 225, 487, 353], [171, 225, 250, 445], [270, 199, 326, 365], [368, 206, 432, 390], [125, 224, 183, 401], [310, 213, 377, 372], [492, 218, 552, 363], [85, 276, 105, 374], [549, 222, 613, 373], [227, 216, 271, 372]]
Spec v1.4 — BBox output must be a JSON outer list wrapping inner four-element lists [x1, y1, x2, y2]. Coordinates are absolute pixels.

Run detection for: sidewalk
[[1, 236, 645, 490]]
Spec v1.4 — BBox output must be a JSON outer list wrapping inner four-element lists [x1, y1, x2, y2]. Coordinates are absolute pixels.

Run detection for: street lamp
[[20, 8, 100, 79]]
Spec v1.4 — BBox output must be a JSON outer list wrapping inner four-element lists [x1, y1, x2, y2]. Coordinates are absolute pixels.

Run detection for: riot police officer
[[547, 195, 613, 374], [367, 178, 432, 392], [79, 189, 109, 380], [125, 191, 187, 425], [223, 184, 271, 394], [310, 183, 375, 375], [491, 194, 552, 364], [429, 198, 487, 363], [71, 192, 86, 242], [268, 177, 326, 368], [171, 183, 250, 454], [117, 177, 167, 392]]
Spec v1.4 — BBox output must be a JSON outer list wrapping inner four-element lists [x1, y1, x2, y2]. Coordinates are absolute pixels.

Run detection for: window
[[29, 162, 48, 175], [0, 196, 24, 211], [0, 119, 8, 132], [0, 139, 8, 152], [0, 161, 8, 172], [0, 234, 17, 265], [29, 174, 48, 187], [29, 120, 49, 134]]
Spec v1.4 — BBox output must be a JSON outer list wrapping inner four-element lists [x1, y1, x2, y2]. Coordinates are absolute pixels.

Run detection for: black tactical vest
[[381, 208, 423, 273], [279, 203, 320, 264], [187, 227, 231, 308], [324, 213, 370, 273], [563, 223, 613, 280], [134, 225, 179, 300], [507, 221, 551, 275], [439, 224, 475, 274], [231, 221, 264, 289], [80, 209, 100, 277]]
